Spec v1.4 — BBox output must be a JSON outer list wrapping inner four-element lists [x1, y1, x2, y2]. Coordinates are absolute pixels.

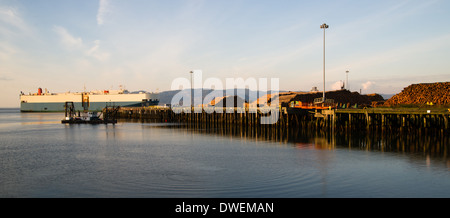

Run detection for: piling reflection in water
[[120, 118, 449, 158]]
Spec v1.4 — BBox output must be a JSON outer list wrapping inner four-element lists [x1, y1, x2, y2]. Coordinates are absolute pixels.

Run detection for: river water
[[0, 108, 448, 198]]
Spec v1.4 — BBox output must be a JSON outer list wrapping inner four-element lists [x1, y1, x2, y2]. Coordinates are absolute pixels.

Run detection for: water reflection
[[157, 122, 450, 175], [1, 112, 448, 197], [123, 119, 449, 158]]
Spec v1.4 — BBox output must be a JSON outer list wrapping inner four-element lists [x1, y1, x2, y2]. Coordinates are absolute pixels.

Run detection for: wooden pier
[[112, 106, 450, 131]]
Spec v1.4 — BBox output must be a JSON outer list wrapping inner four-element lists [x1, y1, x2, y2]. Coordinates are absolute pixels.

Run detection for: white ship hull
[[20, 88, 159, 112]]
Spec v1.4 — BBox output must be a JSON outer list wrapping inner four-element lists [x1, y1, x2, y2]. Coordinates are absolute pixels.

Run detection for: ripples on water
[[0, 109, 448, 198]]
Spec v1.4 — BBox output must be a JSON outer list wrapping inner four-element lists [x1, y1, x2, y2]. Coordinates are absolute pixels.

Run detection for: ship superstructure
[[20, 87, 159, 112]]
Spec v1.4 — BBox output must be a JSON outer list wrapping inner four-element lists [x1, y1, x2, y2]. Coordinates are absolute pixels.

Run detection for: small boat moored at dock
[[61, 102, 118, 124]]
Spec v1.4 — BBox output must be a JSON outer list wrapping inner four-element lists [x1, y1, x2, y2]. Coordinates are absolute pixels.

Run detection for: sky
[[1, 0, 450, 107]]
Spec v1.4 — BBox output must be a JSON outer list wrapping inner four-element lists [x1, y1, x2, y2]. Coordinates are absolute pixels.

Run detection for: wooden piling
[[115, 107, 449, 133]]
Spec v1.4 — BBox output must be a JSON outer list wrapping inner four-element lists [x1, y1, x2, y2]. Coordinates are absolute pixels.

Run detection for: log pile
[[209, 95, 247, 107], [366, 93, 385, 102], [207, 90, 386, 108], [288, 90, 384, 106], [384, 82, 450, 106], [255, 92, 306, 107]]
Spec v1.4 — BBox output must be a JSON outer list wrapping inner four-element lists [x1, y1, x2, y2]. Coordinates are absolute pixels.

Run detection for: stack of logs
[[288, 90, 384, 107], [384, 82, 450, 106]]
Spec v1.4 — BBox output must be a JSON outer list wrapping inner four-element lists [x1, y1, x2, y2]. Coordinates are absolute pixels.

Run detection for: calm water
[[0, 108, 448, 198]]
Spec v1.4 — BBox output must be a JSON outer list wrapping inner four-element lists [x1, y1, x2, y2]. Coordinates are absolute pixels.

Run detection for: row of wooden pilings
[[114, 106, 450, 132]]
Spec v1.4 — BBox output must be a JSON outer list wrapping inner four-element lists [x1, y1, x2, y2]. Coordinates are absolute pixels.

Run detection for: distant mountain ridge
[[157, 89, 288, 106]]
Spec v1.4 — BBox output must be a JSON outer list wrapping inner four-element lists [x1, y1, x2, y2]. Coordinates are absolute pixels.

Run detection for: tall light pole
[[320, 23, 329, 102], [190, 71, 193, 110], [346, 70, 349, 90]]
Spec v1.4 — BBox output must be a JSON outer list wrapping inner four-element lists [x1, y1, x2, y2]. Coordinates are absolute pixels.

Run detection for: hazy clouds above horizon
[[1, 0, 449, 107]]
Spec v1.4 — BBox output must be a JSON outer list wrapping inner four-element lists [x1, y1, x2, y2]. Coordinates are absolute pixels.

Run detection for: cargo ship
[[20, 87, 159, 112]]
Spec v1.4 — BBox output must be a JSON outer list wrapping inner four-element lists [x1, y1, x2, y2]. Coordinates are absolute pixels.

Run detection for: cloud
[[87, 40, 110, 61], [362, 81, 374, 90], [0, 76, 12, 81], [97, 0, 110, 26], [54, 26, 110, 61], [331, 81, 344, 90], [0, 6, 32, 38], [0, 7, 34, 63], [0, 7, 26, 30], [53, 26, 83, 49], [0, 41, 18, 60], [0, 69, 14, 81]]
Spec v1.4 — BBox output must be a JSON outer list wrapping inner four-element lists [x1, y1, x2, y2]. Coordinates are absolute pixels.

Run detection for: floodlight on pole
[[320, 23, 329, 102], [346, 70, 349, 90]]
